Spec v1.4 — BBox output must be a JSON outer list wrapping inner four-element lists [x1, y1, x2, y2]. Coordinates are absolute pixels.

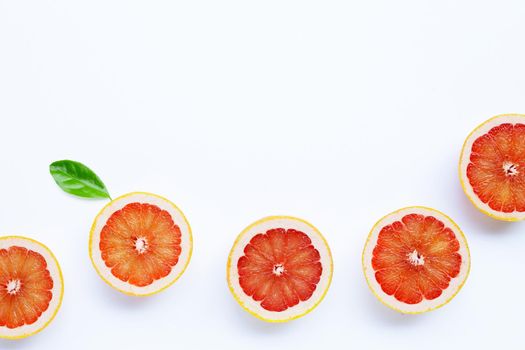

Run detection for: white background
[[1, 1, 525, 349]]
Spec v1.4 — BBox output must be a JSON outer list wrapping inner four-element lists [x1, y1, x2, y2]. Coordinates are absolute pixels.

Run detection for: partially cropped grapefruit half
[[0, 236, 63, 339], [459, 114, 525, 221], [89, 192, 192, 296], [362, 207, 470, 314], [227, 216, 333, 322]]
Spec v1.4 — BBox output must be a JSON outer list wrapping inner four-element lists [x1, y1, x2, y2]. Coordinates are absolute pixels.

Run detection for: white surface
[[0, 1, 524, 349]]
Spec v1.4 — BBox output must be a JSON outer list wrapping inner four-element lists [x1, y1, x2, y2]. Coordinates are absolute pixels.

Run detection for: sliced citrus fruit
[[227, 216, 333, 322], [0, 236, 63, 339], [89, 192, 192, 296], [459, 114, 525, 221], [362, 207, 470, 314]]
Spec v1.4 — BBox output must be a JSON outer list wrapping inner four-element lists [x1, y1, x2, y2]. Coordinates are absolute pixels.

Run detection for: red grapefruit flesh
[[90, 192, 192, 296], [460, 114, 525, 220], [0, 237, 63, 339], [363, 207, 470, 314], [100, 202, 182, 287], [238, 228, 323, 312], [227, 216, 332, 322]]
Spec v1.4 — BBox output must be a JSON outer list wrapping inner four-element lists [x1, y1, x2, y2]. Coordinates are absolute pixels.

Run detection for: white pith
[[134, 237, 148, 254], [0, 237, 63, 339], [407, 249, 425, 266], [363, 207, 470, 314], [502, 161, 519, 177], [227, 216, 333, 322], [273, 264, 285, 276], [90, 193, 192, 296], [459, 114, 525, 220], [6, 279, 22, 295]]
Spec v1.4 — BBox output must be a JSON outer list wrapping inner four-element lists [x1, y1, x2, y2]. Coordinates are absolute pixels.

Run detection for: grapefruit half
[[459, 114, 525, 221], [227, 216, 333, 322], [362, 207, 470, 314], [0, 236, 63, 339], [89, 192, 192, 296]]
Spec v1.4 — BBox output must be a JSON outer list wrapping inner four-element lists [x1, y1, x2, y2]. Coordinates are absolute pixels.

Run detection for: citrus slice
[[459, 114, 525, 221], [227, 216, 333, 322], [362, 207, 470, 314], [0, 236, 63, 339], [89, 192, 192, 296]]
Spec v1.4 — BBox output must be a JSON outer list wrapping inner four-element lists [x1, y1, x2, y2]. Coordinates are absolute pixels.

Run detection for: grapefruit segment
[[363, 207, 470, 314], [460, 114, 525, 220], [89, 192, 192, 296], [0, 236, 63, 339], [227, 216, 332, 322]]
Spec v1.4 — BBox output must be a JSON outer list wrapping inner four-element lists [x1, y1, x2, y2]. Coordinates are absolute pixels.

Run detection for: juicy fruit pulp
[[100, 202, 182, 287], [90, 192, 192, 296], [372, 214, 461, 305], [227, 216, 332, 322], [363, 207, 470, 314], [0, 237, 63, 339], [0, 247, 53, 329], [238, 228, 322, 312], [467, 122, 525, 213]]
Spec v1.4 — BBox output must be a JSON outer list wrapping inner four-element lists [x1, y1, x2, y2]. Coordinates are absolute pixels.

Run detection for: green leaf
[[49, 160, 111, 199]]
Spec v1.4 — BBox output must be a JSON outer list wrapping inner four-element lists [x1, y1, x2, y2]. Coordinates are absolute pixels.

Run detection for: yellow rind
[[0, 235, 64, 340], [88, 191, 193, 297], [459, 113, 525, 221], [362, 206, 471, 314], [226, 215, 333, 323]]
